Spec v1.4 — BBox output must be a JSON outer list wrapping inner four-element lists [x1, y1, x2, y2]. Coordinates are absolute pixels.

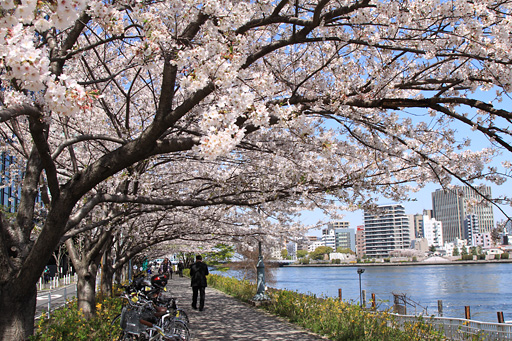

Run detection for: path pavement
[[166, 275, 329, 341]]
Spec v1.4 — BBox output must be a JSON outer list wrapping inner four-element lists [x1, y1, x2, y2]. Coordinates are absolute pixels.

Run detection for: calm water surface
[[269, 263, 512, 323]]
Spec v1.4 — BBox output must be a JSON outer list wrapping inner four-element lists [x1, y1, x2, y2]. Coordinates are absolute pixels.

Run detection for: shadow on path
[[167, 276, 329, 341]]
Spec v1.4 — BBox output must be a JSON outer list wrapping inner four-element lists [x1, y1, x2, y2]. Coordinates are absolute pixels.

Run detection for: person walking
[[190, 255, 209, 311], [177, 261, 184, 277], [159, 258, 172, 279]]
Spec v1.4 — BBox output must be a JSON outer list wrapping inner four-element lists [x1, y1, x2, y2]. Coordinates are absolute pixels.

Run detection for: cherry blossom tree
[[1, 0, 512, 338]]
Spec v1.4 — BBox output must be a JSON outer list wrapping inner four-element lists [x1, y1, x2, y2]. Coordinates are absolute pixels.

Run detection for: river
[[217, 263, 512, 323]]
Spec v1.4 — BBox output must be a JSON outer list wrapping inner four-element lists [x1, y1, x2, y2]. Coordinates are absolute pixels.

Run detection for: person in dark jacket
[[177, 261, 184, 277], [159, 258, 172, 279], [190, 255, 209, 311]]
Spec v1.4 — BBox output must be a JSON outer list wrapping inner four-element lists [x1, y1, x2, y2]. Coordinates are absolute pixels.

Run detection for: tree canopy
[[2, 0, 512, 338]]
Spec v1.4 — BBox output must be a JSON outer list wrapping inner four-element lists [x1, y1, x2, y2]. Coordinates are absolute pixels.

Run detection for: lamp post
[[357, 268, 365, 308], [252, 239, 270, 301]]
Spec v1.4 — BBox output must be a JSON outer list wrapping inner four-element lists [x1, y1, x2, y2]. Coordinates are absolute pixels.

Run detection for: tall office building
[[363, 204, 411, 258], [432, 186, 494, 243]]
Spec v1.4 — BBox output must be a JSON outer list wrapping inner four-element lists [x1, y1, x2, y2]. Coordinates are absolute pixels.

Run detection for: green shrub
[[384, 258, 391, 263], [501, 253, 509, 259], [461, 254, 473, 261], [183, 268, 190, 277], [331, 259, 341, 264], [30, 295, 122, 340], [207, 274, 256, 302], [494, 254, 501, 260], [478, 254, 486, 260]]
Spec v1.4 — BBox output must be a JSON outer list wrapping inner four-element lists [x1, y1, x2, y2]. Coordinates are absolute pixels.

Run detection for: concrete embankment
[[283, 259, 512, 267]]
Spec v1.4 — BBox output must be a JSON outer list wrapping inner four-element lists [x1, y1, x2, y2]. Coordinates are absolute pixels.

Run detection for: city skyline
[[306, 182, 510, 237]]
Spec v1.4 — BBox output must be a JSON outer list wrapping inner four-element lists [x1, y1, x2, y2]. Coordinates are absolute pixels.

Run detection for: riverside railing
[[392, 313, 512, 340]]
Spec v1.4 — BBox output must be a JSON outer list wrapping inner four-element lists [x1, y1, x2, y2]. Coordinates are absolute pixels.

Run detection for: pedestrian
[[142, 256, 149, 274], [159, 258, 172, 279], [178, 261, 184, 277], [190, 255, 209, 311], [43, 266, 50, 283]]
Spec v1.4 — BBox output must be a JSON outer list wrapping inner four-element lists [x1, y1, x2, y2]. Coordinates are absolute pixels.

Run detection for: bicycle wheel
[[162, 318, 190, 341], [171, 320, 190, 341]]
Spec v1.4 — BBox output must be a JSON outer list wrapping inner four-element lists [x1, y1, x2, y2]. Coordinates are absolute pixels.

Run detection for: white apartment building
[[444, 238, 469, 256], [464, 214, 479, 245], [473, 232, 492, 248], [364, 204, 411, 258], [286, 241, 298, 260], [423, 216, 444, 247], [308, 240, 325, 252]]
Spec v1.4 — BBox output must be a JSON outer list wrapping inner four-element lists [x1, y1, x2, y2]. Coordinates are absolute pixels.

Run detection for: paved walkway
[[166, 275, 329, 341]]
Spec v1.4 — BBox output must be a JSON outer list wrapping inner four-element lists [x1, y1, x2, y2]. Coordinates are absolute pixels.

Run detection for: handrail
[[391, 313, 512, 340]]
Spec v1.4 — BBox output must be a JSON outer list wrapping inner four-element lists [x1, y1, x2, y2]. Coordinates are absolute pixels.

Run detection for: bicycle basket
[[123, 306, 145, 335]]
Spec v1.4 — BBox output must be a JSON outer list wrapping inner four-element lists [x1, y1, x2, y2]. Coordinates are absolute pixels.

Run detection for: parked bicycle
[[110, 274, 190, 340]]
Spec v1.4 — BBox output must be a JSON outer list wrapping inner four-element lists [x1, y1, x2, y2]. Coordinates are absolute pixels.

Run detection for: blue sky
[[306, 89, 512, 237]]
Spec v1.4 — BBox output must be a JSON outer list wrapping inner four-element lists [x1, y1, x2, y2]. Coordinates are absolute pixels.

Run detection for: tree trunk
[[76, 270, 98, 319], [100, 249, 114, 297], [114, 266, 123, 286], [0, 283, 37, 340]]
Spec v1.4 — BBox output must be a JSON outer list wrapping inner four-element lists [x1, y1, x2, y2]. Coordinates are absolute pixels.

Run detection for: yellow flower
[[96, 303, 102, 310]]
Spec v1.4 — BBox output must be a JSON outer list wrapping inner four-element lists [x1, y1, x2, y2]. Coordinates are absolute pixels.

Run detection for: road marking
[[37, 294, 62, 301]]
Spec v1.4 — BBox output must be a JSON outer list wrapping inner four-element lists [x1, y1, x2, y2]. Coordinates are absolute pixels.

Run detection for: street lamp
[[357, 268, 365, 308]]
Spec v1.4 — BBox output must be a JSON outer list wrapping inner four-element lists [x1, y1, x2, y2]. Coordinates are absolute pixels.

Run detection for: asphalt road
[[36, 284, 77, 319]]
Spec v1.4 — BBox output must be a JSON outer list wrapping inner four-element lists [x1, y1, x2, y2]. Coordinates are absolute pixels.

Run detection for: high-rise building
[[432, 186, 494, 243], [464, 214, 479, 245], [363, 204, 411, 258], [411, 214, 424, 239], [423, 216, 443, 247]]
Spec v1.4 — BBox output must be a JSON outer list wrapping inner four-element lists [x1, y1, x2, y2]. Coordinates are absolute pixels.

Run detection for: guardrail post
[[498, 311, 504, 323], [64, 287, 67, 302], [438, 300, 443, 317], [465, 306, 471, 320], [338, 288, 342, 301], [371, 293, 376, 310], [362, 290, 366, 307], [47, 293, 51, 319]]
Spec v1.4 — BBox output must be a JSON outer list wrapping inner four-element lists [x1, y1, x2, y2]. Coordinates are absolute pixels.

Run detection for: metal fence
[[392, 313, 512, 340], [38, 273, 77, 290]]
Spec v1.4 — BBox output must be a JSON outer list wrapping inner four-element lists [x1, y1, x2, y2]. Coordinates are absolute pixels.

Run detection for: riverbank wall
[[283, 259, 512, 267]]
